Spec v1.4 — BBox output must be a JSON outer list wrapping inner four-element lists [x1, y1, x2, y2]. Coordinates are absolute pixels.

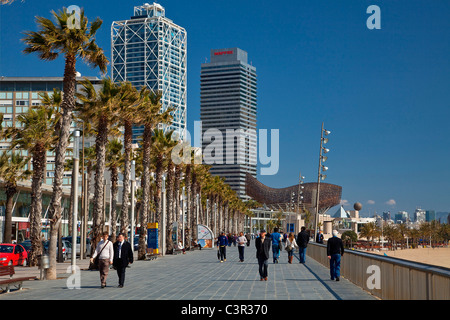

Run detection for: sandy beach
[[366, 247, 450, 269]]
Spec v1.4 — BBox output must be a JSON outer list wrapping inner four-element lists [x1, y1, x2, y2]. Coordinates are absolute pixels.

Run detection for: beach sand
[[368, 247, 450, 269]]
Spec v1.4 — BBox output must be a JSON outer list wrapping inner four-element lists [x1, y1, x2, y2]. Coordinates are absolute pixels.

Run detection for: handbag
[[93, 240, 109, 270]]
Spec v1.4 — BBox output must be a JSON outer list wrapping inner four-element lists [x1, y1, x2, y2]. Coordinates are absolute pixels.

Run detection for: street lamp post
[[296, 173, 304, 233], [214, 203, 217, 240], [196, 193, 199, 242], [206, 199, 209, 228], [130, 160, 136, 255], [71, 130, 80, 273], [162, 173, 166, 256], [181, 186, 185, 248], [314, 122, 331, 242]]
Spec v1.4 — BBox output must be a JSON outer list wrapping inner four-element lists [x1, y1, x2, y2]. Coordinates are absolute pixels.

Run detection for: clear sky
[[1, 0, 449, 218]]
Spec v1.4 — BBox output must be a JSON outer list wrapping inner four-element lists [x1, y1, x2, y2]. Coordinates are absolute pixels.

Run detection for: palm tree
[[136, 89, 172, 259], [76, 77, 121, 259], [1, 103, 59, 265], [0, 152, 31, 243], [151, 129, 177, 255], [22, 7, 108, 279], [244, 199, 261, 235], [117, 82, 140, 236], [359, 222, 379, 250], [106, 139, 123, 242]]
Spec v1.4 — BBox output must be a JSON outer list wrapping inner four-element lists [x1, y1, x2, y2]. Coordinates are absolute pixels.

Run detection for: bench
[[0, 265, 37, 293]]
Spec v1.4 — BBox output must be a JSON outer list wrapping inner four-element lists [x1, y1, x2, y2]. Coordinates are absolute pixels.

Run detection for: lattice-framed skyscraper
[[111, 3, 187, 142]]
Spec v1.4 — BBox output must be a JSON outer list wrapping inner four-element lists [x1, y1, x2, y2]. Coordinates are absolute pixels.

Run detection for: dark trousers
[[238, 246, 245, 261], [219, 246, 226, 261], [115, 263, 127, 286], [258, 257, 268, 279]]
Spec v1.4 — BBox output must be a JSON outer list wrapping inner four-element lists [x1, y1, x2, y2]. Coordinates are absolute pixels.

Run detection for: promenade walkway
[[0, 243, 377, 300]]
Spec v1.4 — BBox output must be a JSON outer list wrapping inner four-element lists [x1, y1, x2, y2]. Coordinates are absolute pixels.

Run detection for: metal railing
[[306, 243, 450, 300]]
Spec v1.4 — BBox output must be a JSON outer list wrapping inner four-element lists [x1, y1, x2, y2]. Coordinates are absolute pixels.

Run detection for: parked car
[[62, 236, 91, 257], [0, 244, 28, 266], [42, 240, 69, 261], [133, 236, 140, 251], [18, 240, 32, 255], [62, 239, 74, 259]]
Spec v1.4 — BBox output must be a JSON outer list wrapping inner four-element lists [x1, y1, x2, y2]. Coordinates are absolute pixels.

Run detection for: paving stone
[[0, 243, 376, 300]]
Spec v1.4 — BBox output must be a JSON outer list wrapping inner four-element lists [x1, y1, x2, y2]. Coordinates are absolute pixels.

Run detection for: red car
[[0, 244, 28, 266]]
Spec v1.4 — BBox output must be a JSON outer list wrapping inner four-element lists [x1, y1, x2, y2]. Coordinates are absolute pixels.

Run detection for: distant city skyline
[[1, 1, 449, 216]]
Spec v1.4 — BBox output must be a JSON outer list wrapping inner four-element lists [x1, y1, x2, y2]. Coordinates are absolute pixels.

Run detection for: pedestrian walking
[[327, 230, 345, 281], [270, 228, 282, 263], [285, 232, 298, 264], [90, 231, 114, 288], [297, 226, 309, 264], [255, 229, 271, 281], [113, 233, 134, 288], [245, 233, 251, 247], [316, 230, 324, 244], [217, 232, 228, 262], [237, 232, 247, 262]]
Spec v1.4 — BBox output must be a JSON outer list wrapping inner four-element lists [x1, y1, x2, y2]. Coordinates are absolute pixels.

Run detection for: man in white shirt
[[237, 232, 248, 262], [91, 231, 114, 288]]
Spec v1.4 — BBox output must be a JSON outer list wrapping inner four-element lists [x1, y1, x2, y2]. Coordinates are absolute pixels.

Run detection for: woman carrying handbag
[[285, 232, 298, 264], [90, 231, 114, 288]]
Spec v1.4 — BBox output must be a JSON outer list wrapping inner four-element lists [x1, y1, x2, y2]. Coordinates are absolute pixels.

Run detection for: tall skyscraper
[[425, 210, 436, 222], [200, 48, 257, 200], [111, 3, 187, 142], [414, 208, 426, 223]]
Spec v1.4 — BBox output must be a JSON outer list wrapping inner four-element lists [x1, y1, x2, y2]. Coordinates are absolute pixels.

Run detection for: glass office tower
[[111, 3, 187, 142], [200, 48, 257, 200]]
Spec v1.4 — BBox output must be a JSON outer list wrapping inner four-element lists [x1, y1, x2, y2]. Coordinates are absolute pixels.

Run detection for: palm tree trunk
[[174, 165, 181, 245], [90, 117, 108, 260], [138, 124, 152, 260], [154, 156, 163, 253], [67, 164, 75, 239], [185, 164, 191, 250], [29, 146, 45, 266], [120, 121, 132, 234], [110, 166, 118, 243], [47, 53, 76, 280], [3, 184, 16, 244], [166, 162, 174, 254]]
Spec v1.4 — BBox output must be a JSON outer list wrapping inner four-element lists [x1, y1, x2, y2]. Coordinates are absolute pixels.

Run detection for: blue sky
[[1, 0, 449, 218]]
